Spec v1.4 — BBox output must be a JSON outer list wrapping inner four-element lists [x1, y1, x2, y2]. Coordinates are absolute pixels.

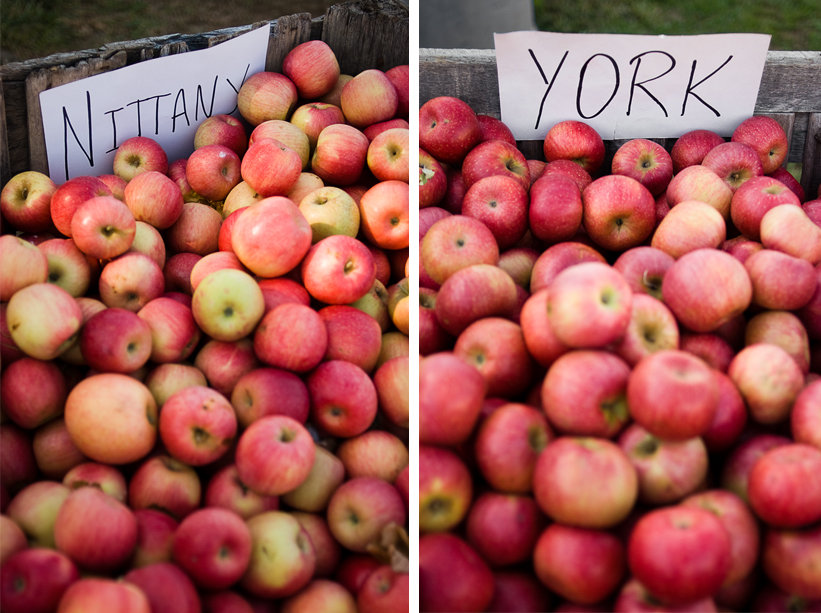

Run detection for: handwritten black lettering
[[576, 54, 620, 119], [196, 76, 219, 121], [104, 107, 125, 153], [681, 56, 733, 117], [63, 92, 94, 180], [224, 64, 251, 115], [627, 51, 675, 117], [529, 49, 569, 131], [172, 89, 190, 132], [126, 93, 171, 136]]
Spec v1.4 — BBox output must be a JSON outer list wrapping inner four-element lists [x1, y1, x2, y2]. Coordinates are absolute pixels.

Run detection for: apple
[[762, 523, 821, 599], [541, 158, 594, 192], [373, 355, 409, 428], [748, 443, 821, 528], [31, 418, 86, 480], [461, 175, 528, 249], [421, 214, 499, 285], [582, 174, 656, 251], [281, 579, 356, 613], [98, 252, 165, 311], [290, 103, 346, 151], [543, 120, 605, 174], [519, 289, 570, 367], [128, 455, 201, 520], [194, 338, 259, 397], [253, 302, 327, 373], [419, 533, 494, 613], [49, 175, 112, 237], [731, 115, 789, 174], [0, 514, 28, 566], [476, 114, 516, 146], [357, 566, 409, 613], [280, 445, 345, 513], [671, 128, 725, 173], [760, 203, 821, 263], [300, 235, 376, 305], [144, 363, 207, 408], [420, 351, 486, 444], [467, 492, 544, 568], [731, 175, 802, 240], [230, 367, 309, 428], [311, 124, 370, 186], [287, 172, 324, 206], [0, 547, 79, 613], [189, 251, 249, 291], [679, 332, 734, 372], [123, 170, 184, 229], [162, 252, 200, 295], [194, 113, 247, 157], [1, 425, 38, 493], [612, 138, 673, 196], [191, 268, 264, 342], [0, 358, 66, 430], [419, 148, 447, 208], [113, 136, 168, 181], [530, 241, 606, 294], [367, 127, 409, 182], [327, 476, 405, 553], [433, 263, 517, 336], [419, 444, 473, 534], [236, 71, 298, 126], [79, 307, 152, 373], [123, 562, 200, 613], [307, 360, 377, 438], [184, 144, 242, 202], [746, 310, 810, 375], [358, 180, 410, 250], [728, 343, 804, 424], [614, 293, 680, 366], [62, 462, 127, 502], [38, 238, 91, 298], [702, 141, 764, 192], [769, 165, 806, 202], [5, 480, 70, 548], [298, 186, 360, 243], [0, 170, 57, 233], [340, 69, 398, 129], [127, 221, 166, 269], [665, 164, 734, 218], [55, 578, 150, 613], [241, 138, 302, 197], [651, 200, 726, 258], [702, 370, 748, 453], [6, 283, 82, 361], [0, 234, 48, 301], [487, 572, 551, 613], [419, 96, 482, 165], [745, 248, 816, 311], [528, 173, 583, 244], [462, 139, 529, 192], [792, 380, 821, 449]]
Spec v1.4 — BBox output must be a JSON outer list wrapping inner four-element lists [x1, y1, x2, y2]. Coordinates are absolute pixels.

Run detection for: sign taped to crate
[[39, 25, 270, 183], [494, 31, 770, 141]]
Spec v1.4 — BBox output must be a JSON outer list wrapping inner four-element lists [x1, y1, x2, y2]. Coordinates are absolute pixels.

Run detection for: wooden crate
[[0, 0, 409, 186], [421, 48, 821, 199]]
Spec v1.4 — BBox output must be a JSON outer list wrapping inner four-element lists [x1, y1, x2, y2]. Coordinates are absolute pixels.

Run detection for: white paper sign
[[40, 26, 270, 184], [494, 32, 771, 141]]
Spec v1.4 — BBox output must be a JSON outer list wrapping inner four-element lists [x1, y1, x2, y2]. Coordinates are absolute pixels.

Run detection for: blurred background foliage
[[533, 0, 821, 50]]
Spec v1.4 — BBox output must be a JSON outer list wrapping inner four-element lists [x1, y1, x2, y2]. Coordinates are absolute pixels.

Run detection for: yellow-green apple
[[702, 141, 764, 192], [98, 252, 164, 311], [6, 283, 82, 360], [367, 127, 409, 182], [745, 249, 815, 310], [326, 477, 405, 552], [337, 430, 407, 483], [720, 434, 791, 504], [235, 415, 314, 496], [257, 277, 310, 314], [350, 278, 390, 331], [0, 515, 28, 565], [762, 523, 821, 600], [533, 436, 638, 528], [290, 103, 346, 151], [128, 455, 201, 520], [359, 180, 409, 250], [651, 200, 726, 258], [0, 171, 57, 233], [318, 305, 381, 372], [38, 238, 91, 298], [189, 251, 249, 291], [612, 138, 673, 196], [420, 351, 486, 446], [0, 234, 48, 301], [662, 248, 752, 332], [467, 492, 543, 568], [162, 252, 200, 295], [528, 173, 583, 245], [184, 144, 241, 202], [62, 463, 126, 502], [582, 175, 655, 251], [307, 360, 377, 438], [282, 40, 340, 99], [462, 139, 529, 192], [543, 350, 631, 438], [340, 69, 398, 129], [792, 380, 821, 449], [191, 268, 264, 342], [628, 506, 732, 604], [618, 422, 709, 504], [249, 120, 309, 169], [671, 129, 726, 173], [126, 221, 166, 268], [64, 373, 156, 464], [373, 355, 409, 428], [534, 523, 626, 605], [628, 350, 719, 440], [123, 562, 200, 613], [473, 403, 551, 493], [231, 197, 311, 278], [5, 480, 69, 548], [476, 114, 516, 146], [0, 547, 79, 613], [204, 464, 279, 520], [666, 165, 733, 218], [519, 289, 570, 367], [682, 489, 761, 587], [461, 175, 528, 249], [298, 186, 360, 243], [612, 246, 675, 300], [230, 367, 309, 428], [421, 215, 499, 285], [171, 507, 251, 589], [701, 370, 747, 452], [419, 96, 483, 164], [300, 235, 375, 304], [54, 486, 137, 572], [253, 303, 327, 373], [165, 201, 222, 255], [280, 445, 345, 513], [31, 419, 86, 481], [113, 136, 169, 181], [193, 338, 259, 397], [434, 264, 517, 336], [769, 165, 805, 202], [748, 443, 821, 528], [194, 114, 247, 157], [614, 293, 680, 366], [746, 310, 810, 374], [454, 317, 535, 399], [79, 307, 152, 373], [547, 262, 633, 349], [419, 148, 447, 209], [144, 363, 207, 408], [731, 175, 801, 240], [49, 175, 112, 237], [222, 181, 262, 217], [237, 71, 297, 126], [57, 578, 152, 613], [123, 170, 184, 229], [731, 115, 789, 174], [241, 511, 315, 599], [159, 385, 237, 466], [282, 579, 355, 613], [419, 533, 494, 613], [761, 204, 821, 263], [131, 510, 178, 568], [311, 124, 369, 186], [385, 64, 409, 119], [542, 120, 605, 174]]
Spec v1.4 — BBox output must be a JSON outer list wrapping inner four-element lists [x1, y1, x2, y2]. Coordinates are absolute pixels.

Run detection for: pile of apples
[[419, 95, 821, 612], [0, 39, 410, 613]]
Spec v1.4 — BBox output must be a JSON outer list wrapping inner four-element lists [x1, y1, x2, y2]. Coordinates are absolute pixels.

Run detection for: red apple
[[56, 578, 150, 613], [419, 445, 473, 534], [731, 115, 789, 174], [236, 71, 297, 126], [702, 141, 764, 192], [671, 129, 725, 173], [543, 120, 605, 174], [419, 96, 482, 165], [612, 138, 673, 196], [467, 492, 544, 568], [340, 69, 398, 129], [0, 170, 57, 233], [528, 173, 583, 244], [666, 164, 734, 219], [582, 174, 656, 251], [128, 455, 201, 520], [113, 136, 168, 182], [419, 533, 494, 613], [311, 124, 369, 186]]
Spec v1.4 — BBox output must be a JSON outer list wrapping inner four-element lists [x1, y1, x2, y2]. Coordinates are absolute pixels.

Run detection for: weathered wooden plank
[[24, 52, 128, 176], [3, 81, 28, 177], [0, 78, 10, 186], [757, 51, 821, 114], [802, 113, 821, 200], [322, 0, 409, 75], [266, 14, 314, 73]]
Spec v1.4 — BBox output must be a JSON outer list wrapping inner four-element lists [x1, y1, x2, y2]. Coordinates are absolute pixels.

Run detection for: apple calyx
[[366, 522, 410, 573]]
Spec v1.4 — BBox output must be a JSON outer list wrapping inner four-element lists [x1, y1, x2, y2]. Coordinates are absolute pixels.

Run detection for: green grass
[[533, 0, 821, 50]]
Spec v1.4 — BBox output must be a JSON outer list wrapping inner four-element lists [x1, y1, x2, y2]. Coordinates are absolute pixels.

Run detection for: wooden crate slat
[[3, 81, 27, 178], [802, 113, 821, 199], [756, 51, 821, 114], [322, 0, 409, 75], [266, 14, 314, 73], [0, 78, 9, 185], [24, 51, 129, 176], [420, 49, 499, 115]]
